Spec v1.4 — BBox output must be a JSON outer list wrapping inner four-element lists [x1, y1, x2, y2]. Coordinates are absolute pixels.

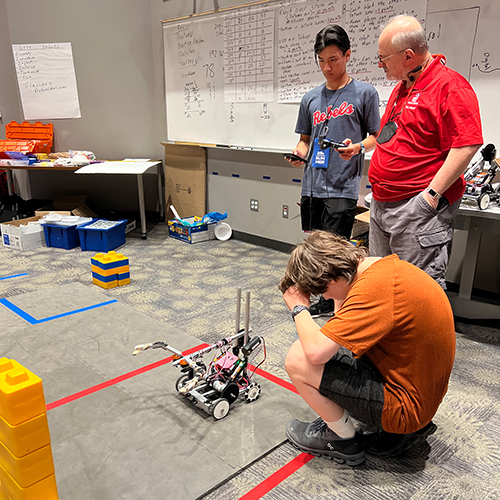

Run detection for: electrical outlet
[[282, 204, 289, 218], [250, 199, 259, 212]]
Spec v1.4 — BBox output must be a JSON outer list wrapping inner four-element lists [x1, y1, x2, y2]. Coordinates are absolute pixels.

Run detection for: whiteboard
[[163, 0, 499, 150], [426, 0, 500, 145]]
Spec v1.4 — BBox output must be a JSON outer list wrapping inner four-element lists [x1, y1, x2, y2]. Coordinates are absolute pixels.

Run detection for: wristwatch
[[291, 305, 310, 321], [358, 142, 365, 155], [425, 186, 442, 199]]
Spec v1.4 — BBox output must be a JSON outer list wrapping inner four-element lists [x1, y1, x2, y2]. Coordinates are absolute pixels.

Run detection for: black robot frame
[[133, 289, 265, 420], [463, 143, 500, 210]]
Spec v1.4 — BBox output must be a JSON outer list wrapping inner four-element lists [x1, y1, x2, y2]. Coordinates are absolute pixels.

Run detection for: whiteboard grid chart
[[223, 4, 274, 103]]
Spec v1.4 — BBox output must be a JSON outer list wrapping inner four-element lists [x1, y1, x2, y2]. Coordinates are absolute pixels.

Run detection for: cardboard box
[[35, 196, 96, 218], [1, 216, 46, 250], [162, 143, 206, 222], [351, 207, 370, 238], [168, 217, 216, 244]]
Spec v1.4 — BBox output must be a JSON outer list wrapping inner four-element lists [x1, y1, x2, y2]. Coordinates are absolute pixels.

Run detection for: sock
[[325, 409, 356, 439]]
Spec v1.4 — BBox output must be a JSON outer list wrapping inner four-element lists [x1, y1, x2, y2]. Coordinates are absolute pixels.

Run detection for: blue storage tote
[[77, 219, 127, 252], [42, 223, 81, 250]]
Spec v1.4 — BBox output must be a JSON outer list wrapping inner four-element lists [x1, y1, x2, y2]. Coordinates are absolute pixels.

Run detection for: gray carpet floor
[[1, 222, 500, 499]]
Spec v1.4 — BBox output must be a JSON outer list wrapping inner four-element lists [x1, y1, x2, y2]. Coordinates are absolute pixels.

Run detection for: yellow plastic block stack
[[91, 251, 130, 289], [0, 358, 59, 500]]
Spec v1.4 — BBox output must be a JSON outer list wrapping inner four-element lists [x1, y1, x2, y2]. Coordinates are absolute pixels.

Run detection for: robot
[[463, 143, 500, 210], [132, 289, 265, 420]]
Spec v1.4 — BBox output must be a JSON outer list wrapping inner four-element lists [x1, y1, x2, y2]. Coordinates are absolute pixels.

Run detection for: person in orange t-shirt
[[279, 231, 455, 465]]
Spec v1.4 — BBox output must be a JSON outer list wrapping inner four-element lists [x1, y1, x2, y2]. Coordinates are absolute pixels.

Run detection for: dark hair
[[314, 25, 351, 57], [279, 231, 368, 296]]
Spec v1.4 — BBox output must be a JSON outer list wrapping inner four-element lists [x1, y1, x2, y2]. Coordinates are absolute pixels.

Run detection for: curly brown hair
[[279, 231, 368, 295]]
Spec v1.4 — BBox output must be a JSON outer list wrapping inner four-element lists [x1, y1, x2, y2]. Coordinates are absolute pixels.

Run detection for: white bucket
[[215, 222, 232, 241]]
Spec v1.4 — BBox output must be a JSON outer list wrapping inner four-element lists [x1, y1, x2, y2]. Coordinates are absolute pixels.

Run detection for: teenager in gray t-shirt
[[286, 25, 380, 236], [296, 80, 379, 203], [285, 25, 380, 318]]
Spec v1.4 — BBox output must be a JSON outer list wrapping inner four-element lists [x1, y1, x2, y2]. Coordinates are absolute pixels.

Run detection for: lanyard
[[319, 78, 351, 140]]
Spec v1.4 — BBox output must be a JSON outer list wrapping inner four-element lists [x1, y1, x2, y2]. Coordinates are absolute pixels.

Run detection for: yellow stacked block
[[0, 358, 58, 500], [0, 359, 46, 426], [91, 251, 130, 289], [0, 413, 50, 459], [0, 467, 58, 500], [0, 441, 54, 488]]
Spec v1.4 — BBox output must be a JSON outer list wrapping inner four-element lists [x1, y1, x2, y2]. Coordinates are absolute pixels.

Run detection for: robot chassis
[[463, 143, 500, 210], [133, 289, 265, 420]]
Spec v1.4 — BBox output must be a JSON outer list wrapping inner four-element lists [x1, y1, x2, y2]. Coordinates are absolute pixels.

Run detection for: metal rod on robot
[[186, 331, 246, 361], [244, 291, 250, 345], [235, 288, 241, 335]]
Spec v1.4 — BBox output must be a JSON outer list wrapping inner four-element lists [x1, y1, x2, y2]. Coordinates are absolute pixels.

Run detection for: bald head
[[380, 15, 429, 55]]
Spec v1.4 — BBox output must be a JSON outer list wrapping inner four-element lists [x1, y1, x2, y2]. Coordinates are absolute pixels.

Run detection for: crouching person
[[279, 231, 455, 465]]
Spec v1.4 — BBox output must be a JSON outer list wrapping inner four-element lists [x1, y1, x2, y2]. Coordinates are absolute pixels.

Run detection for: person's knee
[[285, 340, 306, 379]]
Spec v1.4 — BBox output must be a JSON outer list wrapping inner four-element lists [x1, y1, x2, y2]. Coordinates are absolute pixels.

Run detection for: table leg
[[157, 162, 165, 221], [458, 216, 483, 300], [137, 174, 147, 240], [6, 169, 14, 196]]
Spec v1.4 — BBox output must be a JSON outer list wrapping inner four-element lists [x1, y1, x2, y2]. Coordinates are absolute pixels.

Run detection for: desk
[[2, 163, 81, 197], [447, 202, 500, 319], [75, 161, 164, 239], [2, 160, 164, 240]]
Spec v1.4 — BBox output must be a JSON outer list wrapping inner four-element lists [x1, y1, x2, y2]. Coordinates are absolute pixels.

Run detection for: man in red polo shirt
[[369, 15, 483, 287]]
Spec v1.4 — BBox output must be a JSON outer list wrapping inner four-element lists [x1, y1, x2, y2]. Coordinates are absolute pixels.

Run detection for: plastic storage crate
[[77, 219, 127, 252], [6, 121, 53, 154], [0, 140, 37, 153], [41, 223, 81, 250]]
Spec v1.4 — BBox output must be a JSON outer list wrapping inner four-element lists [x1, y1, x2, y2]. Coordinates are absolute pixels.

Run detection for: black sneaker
[[285, 417, 364, 466], [364, 421, 437, 458], [309, 296, 335, 318]]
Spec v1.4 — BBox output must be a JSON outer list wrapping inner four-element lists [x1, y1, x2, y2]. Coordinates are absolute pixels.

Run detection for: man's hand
[[421, 190, 440, 209], [284, 149, 306, 167], [336, 138, 358, 161], [283, 285, 310, 311]]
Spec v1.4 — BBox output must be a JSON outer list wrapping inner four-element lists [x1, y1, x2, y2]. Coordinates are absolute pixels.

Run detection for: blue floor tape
[[0, 273, 28, 281], [0, 298, 118, 325]]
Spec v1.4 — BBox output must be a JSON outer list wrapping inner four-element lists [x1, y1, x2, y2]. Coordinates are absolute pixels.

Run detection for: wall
[[2, 0, 161, 210], [0, 0, 22, 137]]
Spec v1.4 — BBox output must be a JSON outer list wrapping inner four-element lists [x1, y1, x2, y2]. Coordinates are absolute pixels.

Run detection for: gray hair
[[382, 15, 428, 55]]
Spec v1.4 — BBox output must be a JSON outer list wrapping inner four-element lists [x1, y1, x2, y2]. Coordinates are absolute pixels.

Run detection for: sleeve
[[363, 89, 381, 136], [440, 86, 483, 150], [294, 95, 312, 136], [320, 270, 395, 357]]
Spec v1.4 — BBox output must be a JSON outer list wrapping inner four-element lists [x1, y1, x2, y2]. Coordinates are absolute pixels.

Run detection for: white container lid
[[214, 222, 232, 241]]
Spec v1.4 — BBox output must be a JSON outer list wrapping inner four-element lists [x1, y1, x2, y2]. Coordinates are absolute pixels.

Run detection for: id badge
[[377, 121, 398, 144], [311, 138, 330, 168]]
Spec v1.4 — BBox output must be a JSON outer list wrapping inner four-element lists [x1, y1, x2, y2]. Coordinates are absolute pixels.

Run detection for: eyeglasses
[[377, 49, 406, 63]]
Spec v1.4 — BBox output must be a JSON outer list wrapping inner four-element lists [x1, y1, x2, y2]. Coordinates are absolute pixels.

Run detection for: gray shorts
[[369, 193, 460, 288], [319, 349, 384, 430]]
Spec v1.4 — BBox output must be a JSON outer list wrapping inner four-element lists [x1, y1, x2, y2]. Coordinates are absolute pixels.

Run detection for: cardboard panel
[[163, 144, 206, 221]]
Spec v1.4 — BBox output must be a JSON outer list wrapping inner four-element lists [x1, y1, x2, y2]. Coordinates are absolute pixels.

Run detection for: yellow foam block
[[0, 441, 54, 488], [0, 464, 58, 500], [0, 359, 46, 426], [91, 264, 129, 277], [92, 277, 118, 289], [92, 251, 128, 265], [0, 413, 50, 459], [118, 278, 131, 286]]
